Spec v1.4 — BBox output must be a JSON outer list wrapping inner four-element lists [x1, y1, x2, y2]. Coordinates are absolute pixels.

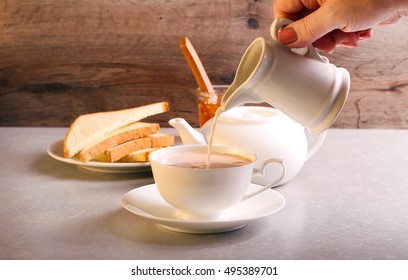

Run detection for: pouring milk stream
[[205, 18, 350, 167]]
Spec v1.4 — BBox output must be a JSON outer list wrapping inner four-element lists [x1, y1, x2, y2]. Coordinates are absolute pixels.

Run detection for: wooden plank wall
[[1, 0, 407, 128]]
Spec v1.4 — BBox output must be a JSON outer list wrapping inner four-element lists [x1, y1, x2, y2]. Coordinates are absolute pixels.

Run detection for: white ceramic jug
[[220, 18, 350, 134]]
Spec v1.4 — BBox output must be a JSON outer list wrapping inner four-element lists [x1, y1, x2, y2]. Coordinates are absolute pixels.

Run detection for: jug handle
[[305, 130, 327, 161], [270, 18, 329, 63]]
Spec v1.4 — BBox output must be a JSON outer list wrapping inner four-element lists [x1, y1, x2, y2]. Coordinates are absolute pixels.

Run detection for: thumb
[[278, 8, 339, 48]]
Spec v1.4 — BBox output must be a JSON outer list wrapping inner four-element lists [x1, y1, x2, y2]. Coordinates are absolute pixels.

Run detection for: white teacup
[[149, 145, 286, 221]]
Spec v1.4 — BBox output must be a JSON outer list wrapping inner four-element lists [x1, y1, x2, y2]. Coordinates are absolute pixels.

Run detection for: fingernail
[[278, 27, 298, 45], [357, 30, 372, 40], [342, 42, 358, 48]]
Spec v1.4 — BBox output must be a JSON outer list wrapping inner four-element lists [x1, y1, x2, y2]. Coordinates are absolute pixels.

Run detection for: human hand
[[273, 0, 408, 53]]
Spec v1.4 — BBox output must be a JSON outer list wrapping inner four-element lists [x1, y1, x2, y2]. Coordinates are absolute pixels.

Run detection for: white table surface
[[1, 127, 408, 260]]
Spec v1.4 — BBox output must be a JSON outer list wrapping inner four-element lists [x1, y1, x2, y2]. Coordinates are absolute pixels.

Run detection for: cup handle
[[241, 158, 286, 201], [270, 18, 328, 63]]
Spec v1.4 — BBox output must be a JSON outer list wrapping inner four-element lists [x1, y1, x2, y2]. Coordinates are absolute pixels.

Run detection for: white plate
[[47, 140, 151, 173], [121, 183, 286, 234]]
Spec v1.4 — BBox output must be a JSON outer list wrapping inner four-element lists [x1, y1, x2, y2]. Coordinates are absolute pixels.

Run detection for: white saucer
[[121, 183, 286, 234], [47, 140, 151, 173]]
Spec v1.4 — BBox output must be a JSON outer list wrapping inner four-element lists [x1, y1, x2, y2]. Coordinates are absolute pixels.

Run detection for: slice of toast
[[78, 122, 160, 162], [106, 133, 174, 162], [64, 102, 169, 158], [117, 148, 158, 162]]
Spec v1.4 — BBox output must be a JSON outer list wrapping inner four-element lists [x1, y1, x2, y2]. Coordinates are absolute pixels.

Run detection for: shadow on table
[[100, 208, 265, 248], [32, 152, 154, 183]]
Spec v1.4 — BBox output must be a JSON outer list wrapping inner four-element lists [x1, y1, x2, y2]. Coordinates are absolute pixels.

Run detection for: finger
[[313, 34, 336, 53], [278, 5, 343, 48], [313, 29, 373, 53], [273, 0, 305, 20], [380, 15, 401, 25], [331, 29, 359, 46]]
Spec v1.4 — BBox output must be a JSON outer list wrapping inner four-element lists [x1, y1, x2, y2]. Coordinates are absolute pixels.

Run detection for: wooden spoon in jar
[[180, 37, 214, 93]]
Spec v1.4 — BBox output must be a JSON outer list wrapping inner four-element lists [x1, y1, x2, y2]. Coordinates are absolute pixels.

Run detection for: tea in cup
[[196, 85, 228, 127], [149, 144, 286, 221]]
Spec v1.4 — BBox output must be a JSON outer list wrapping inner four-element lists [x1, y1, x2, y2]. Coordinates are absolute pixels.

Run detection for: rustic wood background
[[1, 0, 407, 128]]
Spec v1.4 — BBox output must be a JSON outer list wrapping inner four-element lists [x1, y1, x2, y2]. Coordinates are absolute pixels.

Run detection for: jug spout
[[168, 118, 207, 145], [221, 87, 261, 111], [220, 37, 267, 111]]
